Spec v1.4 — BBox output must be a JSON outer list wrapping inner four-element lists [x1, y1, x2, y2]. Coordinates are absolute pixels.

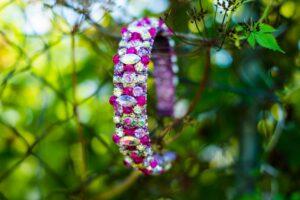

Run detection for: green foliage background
[[0, 0, 299, 199]]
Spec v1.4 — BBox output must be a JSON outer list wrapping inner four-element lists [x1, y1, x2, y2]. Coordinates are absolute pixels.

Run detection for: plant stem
[[258, 0, 274, 23], [71, 30, 87, 185]]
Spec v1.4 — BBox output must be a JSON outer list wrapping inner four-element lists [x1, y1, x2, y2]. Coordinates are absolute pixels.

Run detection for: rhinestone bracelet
[[109, 17, 177, 175]]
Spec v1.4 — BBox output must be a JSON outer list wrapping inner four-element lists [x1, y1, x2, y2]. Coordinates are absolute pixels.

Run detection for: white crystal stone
[[143, 41, 151, 48], [137, 145, 145, 151], [117, 95, 137, 107], [135, 62, 144, 72], [115, 63, 123, 73], [118, 48, 127, 55], [116, 128, 124, 137], [136, 75, 146, 83], [133, 106, 142, 114], [113, 116, 121, 123], [113, 88, 122, 97], [120, 54, 141, 65], [133, 86, 143, 96], [122, 72, 136, 84], [119, 40, 126, 47]]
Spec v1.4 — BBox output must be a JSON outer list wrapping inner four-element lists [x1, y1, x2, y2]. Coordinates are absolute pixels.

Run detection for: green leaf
[[255, 33, 285, 53], [247, 33, 256, 48], [235, 25, 244, 32], [258, 23, 276, 33]]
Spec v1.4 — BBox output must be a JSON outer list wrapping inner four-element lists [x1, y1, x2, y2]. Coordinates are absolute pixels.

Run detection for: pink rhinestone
[[112, 54, 119, 64], [130, 32, 142, 41], [141, 56, 150, 65], [124, 118, 132, 126], [112, 134, 120, 144], [148, 28, 156, 37], [124, 127, 136, 136], [136, 96, 146, 106], [109, 95, 117, 105], [150, 159, 158, 168], [121, 27, 127, 34], [130, 152, 143, 164], [126, 47, 137, 54], [140, 135, 150, 146], [123, 87, 133, 95], [141, 168, 151, 175], [123, 106, 133, 114], [159, 18, 164, 27], [123, 64, 135, 72], [143, 17, 151, 24]]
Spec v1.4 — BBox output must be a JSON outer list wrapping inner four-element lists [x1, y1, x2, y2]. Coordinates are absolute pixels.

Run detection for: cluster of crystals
[[109, 17, 176, 175]]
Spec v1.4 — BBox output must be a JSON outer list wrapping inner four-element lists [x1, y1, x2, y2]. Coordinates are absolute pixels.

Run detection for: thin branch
[[70, 28, 88, 184], [93, 171, 142, 200]]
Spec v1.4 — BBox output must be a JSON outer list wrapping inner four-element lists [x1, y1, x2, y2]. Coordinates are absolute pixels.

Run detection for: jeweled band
[[109, 17, 177, 175]]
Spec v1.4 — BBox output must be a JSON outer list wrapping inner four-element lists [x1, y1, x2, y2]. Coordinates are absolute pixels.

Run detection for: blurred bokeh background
[[0, 0, 299, 199]]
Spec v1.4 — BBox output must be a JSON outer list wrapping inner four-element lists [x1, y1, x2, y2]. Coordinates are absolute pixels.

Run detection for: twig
[[258, 0, 274, 23], [94, 171, 142, 200], [70, 28, 88, 184], [158, 46, 211, 143]]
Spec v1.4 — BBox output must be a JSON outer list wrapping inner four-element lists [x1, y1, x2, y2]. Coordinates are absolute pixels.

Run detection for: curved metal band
[[109, 17, 176, 175]]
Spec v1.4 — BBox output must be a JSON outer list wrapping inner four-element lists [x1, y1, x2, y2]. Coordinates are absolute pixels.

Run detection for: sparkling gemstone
[[123, 65, 135, 72], [130, 32, 142, 41], [136, 75, 146, 83], [130, 152, 143, 164], [133, 106, 142, 114], [126, 47, 137, 54], [142, 41, 151, 48], [113, 116, 121, 123], [112, 134, 120, 144], [137, 96, 146, 106], [109, 95, 117, 105], [117, 95, 137, 107], [138, 117, 147, 126], [134, 128, 146, 138], [163, 152, 176, 162], [127, 40, 143, 48], [120, 136, 139, 147], [150, 159, 158, 168], [140, 135, 150, 146], [137, 145, 145, 151], [119, 40, 126, 47], [123, 106, 133, 114], [118, 48, 127, 55], [116, 128, 124, 137], [145, 148, 153, 156], [123, 127, 135, 136], [135, 62, 144, 72], [121, 27, 127, 34], [113, 76, 121, 83], [137, 47, 150, 56], [148, 27, 156, 37], [112, 54, 119, 64], [122, 72, 136, 84], [113, 88, 122, 97], [115, 63, 123, 73], [141, 55, 150, 65], [123, 117, 133, 126], [133, 86, 143, 96], [120, 54, 141, 65], [123, 87, 133, 95]]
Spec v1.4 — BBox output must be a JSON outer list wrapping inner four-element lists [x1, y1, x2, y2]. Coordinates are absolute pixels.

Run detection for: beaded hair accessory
[[109, 17, 177, 175]]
